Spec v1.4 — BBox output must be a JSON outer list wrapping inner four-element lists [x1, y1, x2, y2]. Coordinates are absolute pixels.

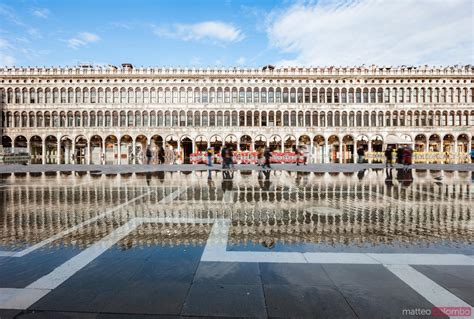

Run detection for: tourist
[[228, 147, 235, 169], [296, 146, 302, 166], [158, 146, 165, 164], [145, 146, 152, 165], [221, 145, 228, 169], [263, 146, 272, 169], [257, 147, 263, 166], [206, 147, 214, 167], [357, 146, 365, 163], [396, 146, 404, 164], [402, 146, 412, 170], [302, 145, 309, 165], [384, 146, 393, 168]]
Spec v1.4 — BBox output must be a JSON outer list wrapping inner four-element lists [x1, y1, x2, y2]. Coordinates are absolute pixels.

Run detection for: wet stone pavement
[[0, 168, 472, 318]]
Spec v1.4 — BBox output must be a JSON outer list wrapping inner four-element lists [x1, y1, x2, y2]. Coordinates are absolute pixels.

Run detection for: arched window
[[187, 111, 193, 126], [172, 111, 178, 126], [283, 111, 289, 126], [194, 111, 200, 126], [89, 112, 95, 127], [180, 110, 186, 126], [105, 111, 111, 127], [209, 111, 215, 126], [224, 111, 230, 126], [246, 111, 252, 126], [150, 111, 157, 127], [112, 111, 119, 127], [97, 111, 103, 126], [157, 111, 163, 126]]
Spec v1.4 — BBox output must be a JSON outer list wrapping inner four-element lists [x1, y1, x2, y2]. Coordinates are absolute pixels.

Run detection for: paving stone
[[259, 263, 334, 286], [413, 265, 474, 305], [16, 311, 97, 318], [264, 284, 357, 318], [322, 264, 443, 318], [0, 309, 23, 319], [101, 282, 190, 315], [182, 284, 266, 318], [193, 262, 261, 285]]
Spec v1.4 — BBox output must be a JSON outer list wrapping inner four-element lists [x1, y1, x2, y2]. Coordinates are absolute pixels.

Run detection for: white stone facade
[[1, 65, 473, 164]]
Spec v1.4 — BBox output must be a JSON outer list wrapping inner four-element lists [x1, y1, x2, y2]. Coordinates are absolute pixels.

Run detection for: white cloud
[[267, 0, 473, 66], [32, 8, 50, 18], [236, 56, 246, 65], [67, 32, 100, 49], [0, 53, 15, 66], [153, 21, 244, 43]]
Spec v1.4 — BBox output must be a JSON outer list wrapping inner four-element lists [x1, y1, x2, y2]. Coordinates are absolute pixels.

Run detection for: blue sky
[[0, 0, 472, 67]]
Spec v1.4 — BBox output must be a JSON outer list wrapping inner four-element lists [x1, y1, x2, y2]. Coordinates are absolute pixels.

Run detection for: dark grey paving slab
[[17, 311, 97, 318], [264, 284, 357, 319], [0, 247, 81, 288], [322, 264, 444, 318], [97, 313, 182, 319], [30, 252, 144, 312], [413, 265, 474, 305], [0, 309, 23, 319], [182, 284, 266, 318], [193, 262, 261, 285], [259, 263, 334, 286], [102, 282, 190, 315], [97, 314, 179, 319]]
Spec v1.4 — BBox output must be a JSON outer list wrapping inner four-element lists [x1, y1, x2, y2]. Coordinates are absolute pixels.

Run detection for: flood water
[[1, 169, 472, 255]]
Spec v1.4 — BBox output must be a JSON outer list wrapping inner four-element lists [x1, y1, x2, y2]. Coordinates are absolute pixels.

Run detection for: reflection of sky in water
[[0, 169, 472, 253]]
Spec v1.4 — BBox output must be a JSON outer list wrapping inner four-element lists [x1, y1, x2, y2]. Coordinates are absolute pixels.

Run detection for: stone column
[[132, 140, 136, 165], [368, 142, 372, 164], [117, 134, 121, 165], [56, 139, 61, 164], [71, 140, 76, 164], [42, 139, 46, 165], [102, 139, 106, 165]]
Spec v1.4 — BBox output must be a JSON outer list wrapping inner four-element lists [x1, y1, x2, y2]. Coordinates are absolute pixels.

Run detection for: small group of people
[[384, 145, 413, 169], [206, 145, 235, 169], [145, 145, 168, 165]]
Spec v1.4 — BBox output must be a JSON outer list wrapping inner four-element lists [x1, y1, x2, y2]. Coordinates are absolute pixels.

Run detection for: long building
[[0, 64, 473, 164]]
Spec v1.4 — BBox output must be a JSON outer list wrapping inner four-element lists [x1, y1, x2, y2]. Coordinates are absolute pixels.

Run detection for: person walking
[[396, 146, 404, 164], [384, 146, 393, 168], [402, 146, 412, 170], [221, 145, 228, 169], [206, 147, 214, 167], [303, 145, 309, 165], [263, 147, 272, 169], [228, 147, 235, 169], [145, 146, 152, 165], [296, 146, 302, 166], [357, 146, 365, 163], [158, 146, 165, 164]]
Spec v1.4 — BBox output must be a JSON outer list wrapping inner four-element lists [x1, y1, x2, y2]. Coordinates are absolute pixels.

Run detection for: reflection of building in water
[[1, 65, 473, 164], [0, 172, 471, 249]]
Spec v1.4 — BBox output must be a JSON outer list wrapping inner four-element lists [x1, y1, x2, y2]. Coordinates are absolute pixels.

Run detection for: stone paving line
[[0, 163, 473, 174]]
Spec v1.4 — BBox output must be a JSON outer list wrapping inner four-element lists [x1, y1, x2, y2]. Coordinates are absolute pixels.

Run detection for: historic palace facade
[[0, 64, 473, 164]]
